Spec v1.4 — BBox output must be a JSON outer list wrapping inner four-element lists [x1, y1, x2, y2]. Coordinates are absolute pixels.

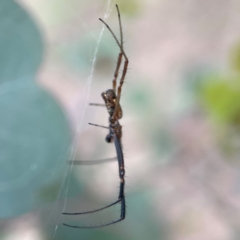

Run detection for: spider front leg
[[112, 52, 123, 92], [112, 57, 128, 120]]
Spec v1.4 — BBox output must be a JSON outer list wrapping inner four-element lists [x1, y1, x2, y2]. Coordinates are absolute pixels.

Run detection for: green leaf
[[0, 80, 71, 217], [199, 74, 240, 125], [230, 41, 240, 72], [0, 0, 43, 83]]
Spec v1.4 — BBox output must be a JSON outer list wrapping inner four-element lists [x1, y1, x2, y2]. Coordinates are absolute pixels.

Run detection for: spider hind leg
[[62, 197, 125, 229]]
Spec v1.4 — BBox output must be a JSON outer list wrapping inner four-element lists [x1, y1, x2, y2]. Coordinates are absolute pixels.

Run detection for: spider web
[[52, 1, 114, 238]]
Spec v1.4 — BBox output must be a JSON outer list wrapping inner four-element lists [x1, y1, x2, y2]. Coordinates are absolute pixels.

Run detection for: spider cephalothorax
[[102, 89, 123, 119]]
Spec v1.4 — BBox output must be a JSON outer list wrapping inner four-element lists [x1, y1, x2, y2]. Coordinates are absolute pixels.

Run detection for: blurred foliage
[[126, 78, 175, 161], [150, 127, 175, 160], [199, 74, 240, 126], [230, 41, 240, 72], [126, 191, 169, 240], [103, 0, 141, 16], [0, 0, 43, 83], [0, 81, 71, 217], [37, 179, 62, 203], [198, 40, 240, 128], [196, 43, 240, 156], [0, 0, 72, 218], [126, 77, 155, 116]]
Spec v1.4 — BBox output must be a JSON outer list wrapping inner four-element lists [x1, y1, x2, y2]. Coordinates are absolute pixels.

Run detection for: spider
[[62, 4, 129, 228]]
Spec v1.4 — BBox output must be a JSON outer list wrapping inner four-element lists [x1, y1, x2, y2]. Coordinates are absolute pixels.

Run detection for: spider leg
[[113, 5, 129, 118], [112, 52, 122, 93], [99, 5, 129, 120], [68, 157, 117, 165], [112, 58, 128, 120], [116, 4, 123, 47], [91, 4, 125, 107], [62, 136, 126, 228], [88, 123, 110, 129], [100, 6, 124, 94], [99, 18, 127, 59], [62, 198, 121, 215], [62, 197, 125, 228], [89, 103, 105, 107], [112, 4, 124, 93]]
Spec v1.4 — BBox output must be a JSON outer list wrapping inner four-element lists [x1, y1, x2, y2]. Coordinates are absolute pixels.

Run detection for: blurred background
[[1, 0, 240, 239]]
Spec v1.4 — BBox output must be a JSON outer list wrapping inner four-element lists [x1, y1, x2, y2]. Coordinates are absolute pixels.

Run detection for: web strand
[[52, 1, 113, 238]]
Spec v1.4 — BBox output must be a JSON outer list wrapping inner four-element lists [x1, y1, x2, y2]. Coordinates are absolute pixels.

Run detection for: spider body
[[63, 4, 128, 229]]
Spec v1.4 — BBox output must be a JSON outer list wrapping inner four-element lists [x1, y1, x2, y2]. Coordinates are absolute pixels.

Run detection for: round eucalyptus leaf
[[0, 0, 43, 83], [0, 80, 71, 218]]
